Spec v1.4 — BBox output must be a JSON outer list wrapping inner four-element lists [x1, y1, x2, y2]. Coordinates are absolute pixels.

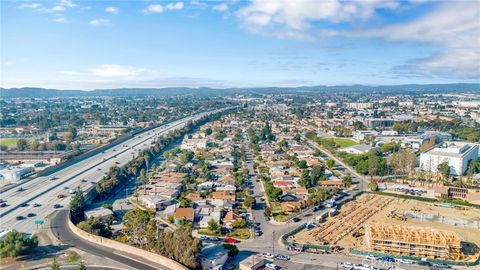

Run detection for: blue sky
[[1, 0, 479, 89]]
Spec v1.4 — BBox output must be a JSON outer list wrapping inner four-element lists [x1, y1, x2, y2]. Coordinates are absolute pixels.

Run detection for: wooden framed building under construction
[[365, 223, 462, 260]]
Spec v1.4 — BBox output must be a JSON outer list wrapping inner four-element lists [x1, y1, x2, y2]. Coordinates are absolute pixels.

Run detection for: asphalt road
[[50, 210, 161, 270], [0, 108, 227, 234]]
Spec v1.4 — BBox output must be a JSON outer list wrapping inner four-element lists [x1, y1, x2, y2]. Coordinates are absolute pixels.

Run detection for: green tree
[[326, 159, 335, 169], [467, 159, 478, 179], [207, 219, 220, 234], [368, 181, 379, 191], [222, 243, 239, 257], [77, 218, 112, 238], [390, 149, 416, 174], [122, 209, 156, 248], [180, 198, 191, 208], [231, 218, 246, 228], [243, 196, 255, 209], [438, 162, 450, 177], [343, 175, 353, 187], [16, 139, 29, 151], [0, 231, 38, 258], [77, 261, 87, 270], [297, 160, 308, 169], [70, 189, 86, 224]]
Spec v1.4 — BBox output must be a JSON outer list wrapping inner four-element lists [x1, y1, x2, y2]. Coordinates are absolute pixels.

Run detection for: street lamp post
[[272, 230, 275, 256]]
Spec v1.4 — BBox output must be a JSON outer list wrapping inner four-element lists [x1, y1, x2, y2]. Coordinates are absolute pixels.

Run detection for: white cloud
[[237, 0, 399, 38], [142, 4, 163, 15], [59, 0, 77, 8], [52, 16, 68, 23], [344, 1, 480, 77], [240, 0, 397, 29], [18, 3, 41, 9], [90, 18, 110, 26], [213, 3, 228, 12], [90, 64, 145, 77], [105, 6, 119, 14], [166, 2, 184, 10], [51, 5, 66, 12]]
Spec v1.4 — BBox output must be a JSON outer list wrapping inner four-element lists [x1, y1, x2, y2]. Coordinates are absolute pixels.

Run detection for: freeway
[[0, 108, 226, 234]]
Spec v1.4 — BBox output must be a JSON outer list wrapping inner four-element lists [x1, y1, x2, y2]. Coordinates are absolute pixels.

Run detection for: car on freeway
[[263, 253, 275, 259], [0, 202, 7, 208], [432, 263, 450, 268], [275, 254, 290, 260], [20, 203, 28, 207], [57, 194, 65, 199], [266, 263, 279, 270], [341, 262, 353, 268], [81, 179, 87, 182], [69, 189, 75, 194], [16, 187, 24, 192], [53, 204, 63, 209], [397, 259, 414, 264], [97, 168, 101, 171], [381, 256, 395, 262], [27, 213, 36, 217], [418, 261, 432, 267], [50, 176, 57, 180], [16, 216, 25, 220], [64, 186, 69, 190], [33, 203, 41, 207]]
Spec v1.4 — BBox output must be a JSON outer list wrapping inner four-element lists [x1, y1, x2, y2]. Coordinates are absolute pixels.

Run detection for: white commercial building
[[420, 142, 479, 176]]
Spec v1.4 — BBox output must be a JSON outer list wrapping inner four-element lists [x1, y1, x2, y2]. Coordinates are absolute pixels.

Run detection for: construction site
[[290, 194, 480, 262], [366, 223, 462, 260]]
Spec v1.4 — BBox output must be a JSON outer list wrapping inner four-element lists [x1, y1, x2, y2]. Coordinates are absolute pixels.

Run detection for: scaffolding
[[308, 195, 394, 245], [365, 223, 463, 260]]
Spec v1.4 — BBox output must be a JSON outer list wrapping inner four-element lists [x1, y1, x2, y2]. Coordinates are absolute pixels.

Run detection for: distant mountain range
[[1, 83, 479, 98]]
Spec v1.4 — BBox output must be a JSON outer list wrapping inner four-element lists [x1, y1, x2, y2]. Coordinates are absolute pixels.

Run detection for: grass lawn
[[227, 228, 250, 239], [198, 229, 221, 237], [272, 212, 291, 222], [332, 138, 358, 148], [0, 138, 19, 147]]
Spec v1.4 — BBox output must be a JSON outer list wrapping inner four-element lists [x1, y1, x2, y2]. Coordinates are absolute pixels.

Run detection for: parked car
[[366, 255, 378, 260], [266, 263, 278, 270], [263, 253, 275, 259], [291, 217, 301, 222], [200, 236, 209, 241], [341, 262, 353, 268], [275, 254, 290, 260], [224, 237, 237, 243]]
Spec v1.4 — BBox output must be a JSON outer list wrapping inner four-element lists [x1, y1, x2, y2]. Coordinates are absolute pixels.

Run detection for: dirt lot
[[291, 194, 480, 257]]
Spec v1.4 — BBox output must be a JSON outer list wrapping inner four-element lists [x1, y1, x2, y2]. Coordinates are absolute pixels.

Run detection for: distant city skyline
[[1, 0, 479, 89]]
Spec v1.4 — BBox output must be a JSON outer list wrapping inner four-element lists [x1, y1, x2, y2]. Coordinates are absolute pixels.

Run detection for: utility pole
[[272, 230, 275, 256]]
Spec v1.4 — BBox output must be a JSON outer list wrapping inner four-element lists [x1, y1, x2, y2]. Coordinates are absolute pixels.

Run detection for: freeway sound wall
[[68, 214, 188, 270]]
